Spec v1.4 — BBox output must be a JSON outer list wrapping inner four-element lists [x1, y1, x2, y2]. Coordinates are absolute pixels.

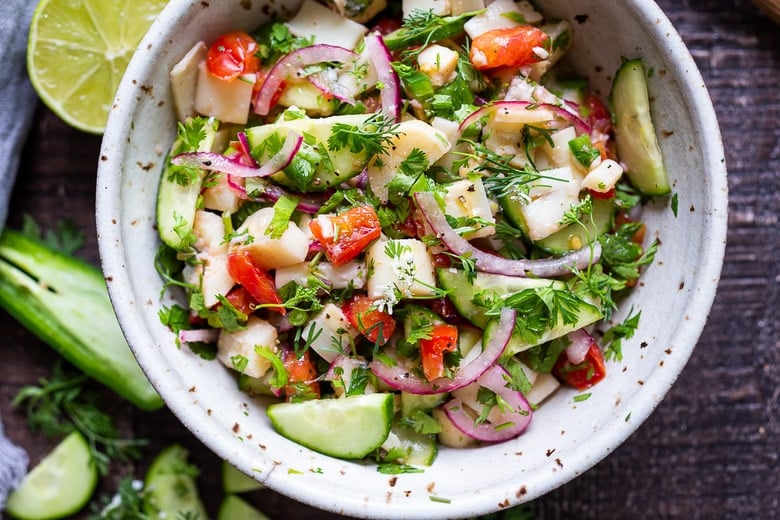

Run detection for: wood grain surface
[[1, 0, 778, 518]]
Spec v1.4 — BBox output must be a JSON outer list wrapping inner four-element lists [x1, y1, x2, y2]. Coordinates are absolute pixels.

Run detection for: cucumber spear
[[0, 228, 163, 411]]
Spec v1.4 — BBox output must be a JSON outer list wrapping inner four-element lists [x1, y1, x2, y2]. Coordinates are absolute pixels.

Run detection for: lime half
[[27, 0, 167, 134]]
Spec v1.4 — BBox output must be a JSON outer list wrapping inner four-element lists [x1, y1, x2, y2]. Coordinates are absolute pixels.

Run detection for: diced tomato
[[226, 250, 285, 314], [588, 187, 616, 200], [281, 347, 320, 400], [552, 340, 607, 390], [309, 206, 382, 265], [419, 324, 459, 382], [469, 25, 549, 71], [223, 286, 256, 316], [343, 295, 396, 345], [207, 31, 260, 81]]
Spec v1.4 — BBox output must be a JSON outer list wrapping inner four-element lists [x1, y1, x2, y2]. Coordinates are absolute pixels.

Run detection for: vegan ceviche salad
[[155, 0, 670, 469]]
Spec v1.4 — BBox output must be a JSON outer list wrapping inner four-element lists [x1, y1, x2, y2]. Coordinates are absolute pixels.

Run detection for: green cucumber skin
[[5, 432, 98, 520], [436, 268, 556, 328], [245, 115, 372, 193], [0, 230, 163, 411], [156, 117, 219, 251], [267, 393, 394, 459], [435, 268, 602, 356], [218, 495, 271, 520], [143, 445, 209, 519], [611, 58, 671, 196], [536, 197, 615, 254]]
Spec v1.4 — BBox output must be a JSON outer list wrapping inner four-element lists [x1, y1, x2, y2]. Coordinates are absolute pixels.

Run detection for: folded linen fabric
[[0, 0, 38, 506]]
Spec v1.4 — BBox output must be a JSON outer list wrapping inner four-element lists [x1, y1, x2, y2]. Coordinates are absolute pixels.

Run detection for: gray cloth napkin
[[0, 0, 38, 508]]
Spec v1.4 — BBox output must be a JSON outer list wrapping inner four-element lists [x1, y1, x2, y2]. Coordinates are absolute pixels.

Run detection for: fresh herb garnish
[[602, 308, 641, 361], [327, 112, 401, 158], [13, 363, 148, 475]]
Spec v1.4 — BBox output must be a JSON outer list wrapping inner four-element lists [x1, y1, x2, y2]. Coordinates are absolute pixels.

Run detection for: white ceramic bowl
[[96, 1, 727, 518]]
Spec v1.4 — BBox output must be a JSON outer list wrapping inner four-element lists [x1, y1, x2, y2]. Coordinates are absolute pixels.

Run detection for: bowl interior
[[96, 1, 727, 518]]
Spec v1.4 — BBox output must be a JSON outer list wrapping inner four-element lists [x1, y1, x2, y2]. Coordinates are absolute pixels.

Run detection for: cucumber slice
[[156, 117, 219, 250], [436, 269, 557, 328], [536, 197, 615, 254], [143, 445, 208, 519], [611, 59, 671, 196], [267, 393, 394, 459], [380, 424, 438, 467], [400, 392, 446, 418], [5, 432, 98, 520], [217, 495, 270, 520], [436, 268, 602, 356], [222, 461, 264, 494], [245, 114, 373, 192]]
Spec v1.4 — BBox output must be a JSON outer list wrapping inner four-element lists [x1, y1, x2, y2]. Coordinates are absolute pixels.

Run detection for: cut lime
[[27, 0, 167, 134], [5, 432, 98, 520], [267, 393, 394, 459], [222, 461, 264, 494]]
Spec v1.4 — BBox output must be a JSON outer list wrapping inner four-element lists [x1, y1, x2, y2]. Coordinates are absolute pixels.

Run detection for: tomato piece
[[552, 340, 607, 390], [281, 348, 320, 400], [226, 250, 285, 314], [207, 31, 260, 81], [309, 206, 382, 266], [587, 187, 616, 200], [223, 286, 256, 316], [419, 324, 459, 382], [469, 25, 549, 71], [343, 295, 396, 345]]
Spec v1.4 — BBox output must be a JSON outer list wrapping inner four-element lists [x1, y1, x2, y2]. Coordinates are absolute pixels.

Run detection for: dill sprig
[[327, 112, 401, 158], [456, 140, 556, 200], [13, 362, 148, 476]]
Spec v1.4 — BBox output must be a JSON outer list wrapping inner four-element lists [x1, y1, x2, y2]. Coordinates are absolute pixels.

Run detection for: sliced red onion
[[173, 131, 302, 179], [227, 175, 325, 214], [369, 307, 515, 395], [564, 328, 595, 365], [458, 101, 591, 136], [414, 192, 601, 278], [178, 328, 219, 345], [254, 44, 358, 116], [236, 132, 259, 167], [363, 33, 401, 122], [443, 364, 532, 442]]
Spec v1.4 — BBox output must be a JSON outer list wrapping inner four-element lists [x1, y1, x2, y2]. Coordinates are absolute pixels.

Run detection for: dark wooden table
[[2, 0, 778, 518]]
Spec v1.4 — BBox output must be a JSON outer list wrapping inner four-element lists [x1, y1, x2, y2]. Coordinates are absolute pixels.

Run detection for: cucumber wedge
[[5, 432, 98, 520], [436, 268, 602, 356], [267, 393, 394, 459], [156, 116, 219, 251], [536, 197, 615, 254], [380, 424, 438, 467], [143, 445, 208, 520], [222, 461, 264, 494], [611, 59, 671, 196], [436, 269, 557, 328], [217, 495, 270, 520], [245, 114, 373, 192]]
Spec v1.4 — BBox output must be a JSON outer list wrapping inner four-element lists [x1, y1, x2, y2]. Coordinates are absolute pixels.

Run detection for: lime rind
[[26, 0, 167, 134]]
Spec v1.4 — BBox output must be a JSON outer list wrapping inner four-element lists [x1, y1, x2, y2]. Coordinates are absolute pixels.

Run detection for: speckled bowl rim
[[96, 1, 728, 518]]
